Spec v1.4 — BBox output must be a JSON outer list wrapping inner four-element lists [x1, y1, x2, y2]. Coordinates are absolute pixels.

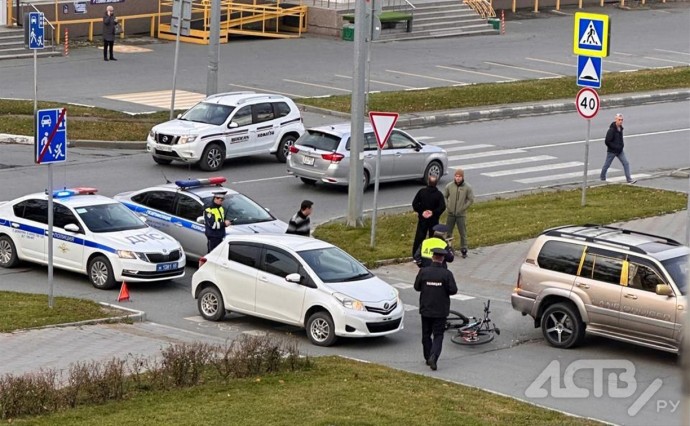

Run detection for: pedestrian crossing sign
[[573, 12, 610, 57]]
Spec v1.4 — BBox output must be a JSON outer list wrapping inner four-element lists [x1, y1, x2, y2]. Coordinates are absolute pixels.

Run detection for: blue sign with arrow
[[577, 56, 602, 89], [35, 108, 67, 164]]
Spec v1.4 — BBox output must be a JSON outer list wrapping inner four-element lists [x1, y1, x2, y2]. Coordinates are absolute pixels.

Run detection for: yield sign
[[369, 111, 399, 149]]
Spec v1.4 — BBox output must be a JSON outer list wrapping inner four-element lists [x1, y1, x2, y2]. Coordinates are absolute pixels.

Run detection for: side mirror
[[286, 273, 302, 284], [196, 216, 205, 224], [656, 284, 674, 296], [228, 122, 239, 129], [138, 215, 148, 223], [64, 223, 80, 233], [176, 113, 182, 119]]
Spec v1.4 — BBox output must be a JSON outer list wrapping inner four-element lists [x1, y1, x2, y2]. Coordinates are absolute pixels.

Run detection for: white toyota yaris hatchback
[[191, 234, 404, 346]]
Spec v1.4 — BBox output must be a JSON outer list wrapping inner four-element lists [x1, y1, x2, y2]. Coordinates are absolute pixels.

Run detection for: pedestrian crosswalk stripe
[[103, 90, 205, 109], [516, 169, 618, 184], [461, 155, 556, 171], [444, 144, 494, 152], [483, 161, 583, 177], [448, 148, 526, 161], [393, 283, 413, 290], [430, 139, 465, 146], [605, 174, 651, 183], [450, 294, 475, 301], [404, 304, 418, 312]]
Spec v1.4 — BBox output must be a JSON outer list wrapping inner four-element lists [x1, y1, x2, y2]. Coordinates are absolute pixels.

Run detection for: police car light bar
[[175, 177, 227, 189], [52, 187, 99, 198]]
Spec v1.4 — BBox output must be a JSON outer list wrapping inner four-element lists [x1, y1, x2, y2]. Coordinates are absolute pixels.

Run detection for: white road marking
[[484, 61, 562, 76], [523, 128, 690, 150], [461, 155, 557, 171], [436, 65, 517, 81], [429, 139, 465, 146], [605, 59, 642, 68], [392, 283, 413, 290], [654, 48, 690, 56], [515, 169, 616, 184], [385, 69, 468, 84], [414, 136, 435, 141], [525, 57, 575, 68], [103, 90, 205, 109], [231, 176, 292, 184], [444, 144, 494, 152], [334, 74, 417, 89], [450, 294, 475, 301], [448, 148, 526, 161], [228, 83, 304, 99], [404, 304, 418, 312], [604, 174, 651, 183], [642, 56, 690, 65], [283, 79, 351, 92], [482, 161, 584, 177]]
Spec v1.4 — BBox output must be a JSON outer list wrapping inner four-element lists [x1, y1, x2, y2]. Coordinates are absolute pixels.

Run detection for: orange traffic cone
[[117, 282, 130, 302]]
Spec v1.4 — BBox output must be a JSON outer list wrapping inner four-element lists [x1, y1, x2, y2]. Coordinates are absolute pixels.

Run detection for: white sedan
[[0, 188, 186, 289], [192, 234, 404, 346]]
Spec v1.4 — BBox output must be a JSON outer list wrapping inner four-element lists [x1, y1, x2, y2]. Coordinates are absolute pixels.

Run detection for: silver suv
[[512, 225, 688, 354], [147, 92, 304, 171]]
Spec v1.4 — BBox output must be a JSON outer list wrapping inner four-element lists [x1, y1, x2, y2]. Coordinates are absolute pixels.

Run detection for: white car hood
[[97, 228, 181, 252], [153, 120, 216, 135], [227, 220, 288, 235], [325, 276, 397, 303]]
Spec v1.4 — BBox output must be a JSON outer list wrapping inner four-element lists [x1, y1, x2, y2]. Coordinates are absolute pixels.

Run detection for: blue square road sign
[[573, 12, 610, 58], [577, 56, 602, 89], [27, 12, 45, 50], [35, 109, 67, 164]]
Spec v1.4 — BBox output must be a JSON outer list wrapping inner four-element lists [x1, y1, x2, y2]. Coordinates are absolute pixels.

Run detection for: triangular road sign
[[369, 111, 399, 149], [579, 21, 602, 47]]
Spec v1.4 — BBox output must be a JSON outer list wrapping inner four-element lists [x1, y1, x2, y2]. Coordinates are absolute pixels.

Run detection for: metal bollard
[[64, 28, 69, 56], [501, 10, 506, 35]]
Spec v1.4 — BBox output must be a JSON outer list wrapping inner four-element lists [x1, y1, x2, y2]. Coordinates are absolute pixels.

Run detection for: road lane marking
[[334, 74, 417, 89], [605, 174, 651, 183], [461, 155, 557, 170], [448, 148, 526, 161], [385, 69, 468, 84], [393, 283, 413, 289], [444, 144, 494, 152], [231, 176, 292, 184], [605, 59, 642, 68], [515, 169, 617, 184], [404, 304, 418, 311], [431, 139, 465, 146], [228, 83, 304, 99], [654, 48, 690, 56], [450, 294, 475, 301], [103, 90, 205, 109], [643, 56, 690, 65], [484, 61, 562, 76], [525, 57, 575, 68], [436, 65, 517, 81], [523, 128, 690, 150], [283, 78, 351, 92], [483, 161, 583, 177]]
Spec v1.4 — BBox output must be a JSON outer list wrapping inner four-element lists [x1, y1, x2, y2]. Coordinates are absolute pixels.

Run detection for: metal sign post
[[368, 112, 398, 247], [575, 86, 600, 207], [170, 0, 192, 119]]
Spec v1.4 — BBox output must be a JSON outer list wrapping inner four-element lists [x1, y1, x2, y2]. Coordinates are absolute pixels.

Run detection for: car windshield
[[661, 254, 688, 295], [76, 203, 148, 233], [296, 131, 341, 151], [180, 102, 235, 126], [298, 246, 372, 283], [202, 194, 275, 225]]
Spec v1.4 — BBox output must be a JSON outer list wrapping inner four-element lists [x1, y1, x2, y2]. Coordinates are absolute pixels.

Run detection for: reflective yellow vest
[[420, 237, 447, 259]]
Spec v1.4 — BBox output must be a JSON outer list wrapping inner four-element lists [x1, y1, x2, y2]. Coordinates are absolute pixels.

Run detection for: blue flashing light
[[175, 177, 227, 189], [53, 190, 76, 198]]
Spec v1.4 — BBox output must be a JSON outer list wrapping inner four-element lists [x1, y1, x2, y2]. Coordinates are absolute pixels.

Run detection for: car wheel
[[199, 143, 225, 172], [362, 169, 370, 191], [0, 235, 19, 268], [423, 161, 443, 183], [276, 135, 297, 163], [88, 255, 117, 290], [306, 311, 337, 346], [300, 177, 317, 185], [541, 303, 585, 349], [198, 286, 226, 321], [152, 156, 172, 165]]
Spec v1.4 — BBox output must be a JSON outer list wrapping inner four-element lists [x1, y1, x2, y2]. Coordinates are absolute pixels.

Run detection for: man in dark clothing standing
[[286, 199, 313, 236], [411, 175, 445, 257], [414, 248, 458, 371], [204, 191, 230, 253], [600, 113, 635, 184], [102, 5, 118, 61]]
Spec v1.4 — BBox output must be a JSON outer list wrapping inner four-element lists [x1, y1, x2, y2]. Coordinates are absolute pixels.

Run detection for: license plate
[[157, 144, 172, 152], [156, 262, 178, 272], [302, 156, 315, 166]]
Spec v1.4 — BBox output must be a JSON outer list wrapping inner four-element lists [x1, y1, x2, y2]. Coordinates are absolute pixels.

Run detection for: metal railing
[[310, 0, 413, 12], [464, 0, 495, 18]]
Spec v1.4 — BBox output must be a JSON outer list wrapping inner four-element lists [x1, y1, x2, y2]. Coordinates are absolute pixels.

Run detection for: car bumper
[[287, 161, 350, 186], [112, 255, 186, 283], [333, 304, 405, 338], [511, 292, 536, 316], [146, 137, 200, 163]]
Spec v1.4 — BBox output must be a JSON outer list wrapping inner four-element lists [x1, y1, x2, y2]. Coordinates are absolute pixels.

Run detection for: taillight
[[289, 145, 299, 154], [322, 152, 344, 163], [515, 272, 522, 290], [199, 257, 207, 267]]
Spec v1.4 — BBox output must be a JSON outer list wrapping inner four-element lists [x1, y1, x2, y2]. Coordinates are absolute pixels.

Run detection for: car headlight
[[117, 250, 139, 259], [148, 130, 155, 139], [334, 292, 366, 311], [178, 135, 198, 144]]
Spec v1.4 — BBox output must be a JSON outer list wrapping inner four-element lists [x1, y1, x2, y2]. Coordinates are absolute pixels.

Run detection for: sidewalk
[[1, 206, 687, 378]]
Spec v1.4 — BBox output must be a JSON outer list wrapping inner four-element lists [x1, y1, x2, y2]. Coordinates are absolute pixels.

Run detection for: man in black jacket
[[286, 199, 313, 236], [102, 5, 118, 61], [414, 248, 458, 371], [600, 113, 635, 184], [411, 175, 445, 257]]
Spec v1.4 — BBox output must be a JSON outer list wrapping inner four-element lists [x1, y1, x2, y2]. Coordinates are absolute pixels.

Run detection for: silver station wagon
[[286, 123, 448, 188]]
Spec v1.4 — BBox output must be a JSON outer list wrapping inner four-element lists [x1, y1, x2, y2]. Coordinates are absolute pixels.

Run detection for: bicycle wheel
[[445, 310, 470, 331], [451, 329, 495, 345]]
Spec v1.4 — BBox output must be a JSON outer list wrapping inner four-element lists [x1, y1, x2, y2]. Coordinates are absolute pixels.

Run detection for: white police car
[[114, 177, 287, 261], [0, 188, 186, 290]]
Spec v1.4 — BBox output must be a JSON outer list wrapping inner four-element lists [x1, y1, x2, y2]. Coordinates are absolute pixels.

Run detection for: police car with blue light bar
[[114, 177, 288, 261], [0, 188, 186, 289]]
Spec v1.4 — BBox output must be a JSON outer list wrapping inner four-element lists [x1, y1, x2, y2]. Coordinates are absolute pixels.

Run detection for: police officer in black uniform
[[204, 191, 230, 253], [413, 247, 458, 371]]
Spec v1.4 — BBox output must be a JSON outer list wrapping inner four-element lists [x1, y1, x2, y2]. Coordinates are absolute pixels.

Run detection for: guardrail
[[52, 13, 163, 43], [465, 0, 495, 18]]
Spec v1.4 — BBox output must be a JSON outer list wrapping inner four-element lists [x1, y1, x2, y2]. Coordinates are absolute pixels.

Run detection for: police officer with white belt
[[205, 191, 230, 253]]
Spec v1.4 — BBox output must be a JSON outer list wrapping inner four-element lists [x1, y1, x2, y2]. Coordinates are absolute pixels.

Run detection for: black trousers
[[103, 40, 114, 59], [421, 316, 446, 362], [207, 237, 223, 254], [412, 218, 438, 257]]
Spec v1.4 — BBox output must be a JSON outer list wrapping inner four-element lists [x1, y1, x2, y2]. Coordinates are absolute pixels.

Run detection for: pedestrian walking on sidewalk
[[600, 113, 635, 184], [414, 248, 458, 371], [102, 5, 118, 61], [286, 200, 313, 236], [411, 175, 445, 257], [443, 168, 474, 258]]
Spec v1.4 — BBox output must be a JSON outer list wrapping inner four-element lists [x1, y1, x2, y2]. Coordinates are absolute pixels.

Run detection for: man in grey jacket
[[443, 168, 474, 258], [102, 5, 118, 61]]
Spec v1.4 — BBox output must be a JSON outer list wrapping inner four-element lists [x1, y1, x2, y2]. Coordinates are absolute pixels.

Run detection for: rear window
[[296, 131, 341, 151], [537, 240, 584, 275]]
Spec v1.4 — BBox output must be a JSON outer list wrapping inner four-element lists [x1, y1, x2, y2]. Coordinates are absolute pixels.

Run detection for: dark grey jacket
[[604, 122, 624, 154], [103, 13, 117, 41]]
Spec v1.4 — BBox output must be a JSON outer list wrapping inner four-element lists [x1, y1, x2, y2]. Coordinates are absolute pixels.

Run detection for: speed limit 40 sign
[[575, 87, 600, 119]]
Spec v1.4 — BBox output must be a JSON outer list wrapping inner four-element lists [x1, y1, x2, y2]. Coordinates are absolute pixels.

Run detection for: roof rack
[[204, 91, 255, 101], [235, 94, 285, 105], [543, 224, 682, 254]]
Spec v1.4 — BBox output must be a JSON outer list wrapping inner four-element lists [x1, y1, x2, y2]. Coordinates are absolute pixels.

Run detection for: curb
[[10, 302, 146, 333]]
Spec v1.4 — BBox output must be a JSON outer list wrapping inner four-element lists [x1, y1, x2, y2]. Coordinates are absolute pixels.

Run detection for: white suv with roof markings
[[147, 92, 304, 171]]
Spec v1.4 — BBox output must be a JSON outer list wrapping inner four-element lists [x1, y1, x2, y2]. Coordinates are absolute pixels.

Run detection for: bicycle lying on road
[[445, 300, 500, 345]]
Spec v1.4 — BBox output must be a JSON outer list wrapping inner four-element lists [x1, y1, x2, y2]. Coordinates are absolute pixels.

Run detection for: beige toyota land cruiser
[[512, 224, 689, 354]]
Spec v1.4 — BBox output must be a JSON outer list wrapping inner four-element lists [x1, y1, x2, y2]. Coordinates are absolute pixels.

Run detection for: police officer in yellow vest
[[205, 191, 231, 253], [413, 224, 455, 268]]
